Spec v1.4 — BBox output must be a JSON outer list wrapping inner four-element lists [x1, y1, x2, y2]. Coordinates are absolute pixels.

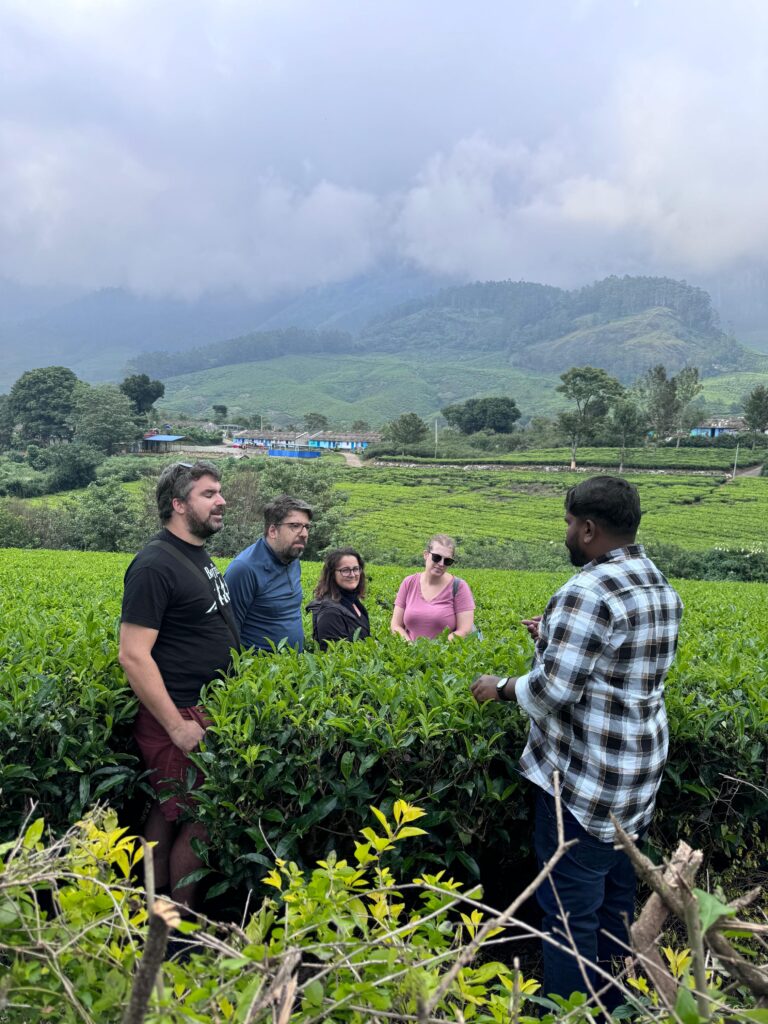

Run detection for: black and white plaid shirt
[[515, 545, 683, 841]]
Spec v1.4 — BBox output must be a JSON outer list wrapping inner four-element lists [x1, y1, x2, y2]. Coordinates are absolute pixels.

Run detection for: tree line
[[373, 365, 768, 466]]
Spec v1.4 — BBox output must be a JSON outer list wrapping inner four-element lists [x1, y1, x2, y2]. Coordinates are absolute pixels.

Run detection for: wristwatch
[[496, 676, 511, 700]]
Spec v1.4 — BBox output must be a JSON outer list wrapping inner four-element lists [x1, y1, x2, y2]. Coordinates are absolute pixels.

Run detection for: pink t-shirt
[[394, 574, 475, 640]]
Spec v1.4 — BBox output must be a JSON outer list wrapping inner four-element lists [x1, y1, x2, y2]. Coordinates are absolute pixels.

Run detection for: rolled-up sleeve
[[516, 587, 612, 722]]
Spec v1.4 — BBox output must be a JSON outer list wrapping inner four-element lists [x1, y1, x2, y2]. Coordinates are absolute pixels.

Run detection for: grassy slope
[[700, 371, 768, 410], [159, 353, 568, 423]]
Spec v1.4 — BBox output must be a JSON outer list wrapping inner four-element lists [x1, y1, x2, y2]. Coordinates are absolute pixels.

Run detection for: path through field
[[338, 450, 364, 467]]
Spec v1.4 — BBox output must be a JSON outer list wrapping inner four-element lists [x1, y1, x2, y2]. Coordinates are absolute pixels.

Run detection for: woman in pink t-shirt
[[390, 534, 476, 641]]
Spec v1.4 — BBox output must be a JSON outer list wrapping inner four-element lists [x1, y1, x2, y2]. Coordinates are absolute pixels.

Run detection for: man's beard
[[186, 507, 223, 539], [565, 538, 588, 567], [277, 541, 305, 563]]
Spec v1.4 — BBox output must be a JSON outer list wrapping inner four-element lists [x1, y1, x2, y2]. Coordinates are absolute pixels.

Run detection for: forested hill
[[125, 327, 358, 379], [128, 275, 767, 383], [358, 275, 764, 379]]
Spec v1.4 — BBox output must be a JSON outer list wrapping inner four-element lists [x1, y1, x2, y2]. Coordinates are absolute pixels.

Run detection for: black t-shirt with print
[[121, 529, 235, 707]]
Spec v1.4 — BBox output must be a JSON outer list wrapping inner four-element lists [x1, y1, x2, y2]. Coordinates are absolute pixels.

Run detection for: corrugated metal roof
[[144, 434, 186, 442]]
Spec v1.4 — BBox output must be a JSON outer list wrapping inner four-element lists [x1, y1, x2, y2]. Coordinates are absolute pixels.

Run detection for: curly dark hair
[[156, 461, 221, 522], [313, 547, 367, 601]]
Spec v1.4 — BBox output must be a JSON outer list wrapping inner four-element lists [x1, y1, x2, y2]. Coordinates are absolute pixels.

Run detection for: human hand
[[521, 615, 542, 641], [470, 674, 501, 703], [169, 718, 205, 753]]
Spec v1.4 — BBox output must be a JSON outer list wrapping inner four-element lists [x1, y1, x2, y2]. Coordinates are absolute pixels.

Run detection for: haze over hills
[[0, 268, 449, 390], [126, 275, 768, 425]]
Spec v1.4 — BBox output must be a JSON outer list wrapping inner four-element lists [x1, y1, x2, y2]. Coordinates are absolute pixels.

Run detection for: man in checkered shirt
[[472, 476, 682, 1006]]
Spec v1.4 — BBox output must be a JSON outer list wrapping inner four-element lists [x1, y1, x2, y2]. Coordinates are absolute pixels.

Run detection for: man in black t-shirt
[[119, 460, 236, 914]]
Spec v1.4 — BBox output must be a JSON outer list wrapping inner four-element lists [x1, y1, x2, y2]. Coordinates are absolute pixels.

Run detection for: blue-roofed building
[[140, 433, 186, 453]]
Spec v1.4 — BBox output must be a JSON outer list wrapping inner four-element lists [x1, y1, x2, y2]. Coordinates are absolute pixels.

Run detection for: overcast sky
[[2, 0, 767, 298]]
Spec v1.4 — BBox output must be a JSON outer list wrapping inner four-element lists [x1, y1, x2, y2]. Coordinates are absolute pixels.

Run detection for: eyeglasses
[[429, 552, 455, 566], [280, 521, 311, 533], [336, 566, 361, 577]]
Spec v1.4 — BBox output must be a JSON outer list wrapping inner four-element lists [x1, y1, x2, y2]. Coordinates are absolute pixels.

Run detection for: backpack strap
[[148, 539, 239, 646]]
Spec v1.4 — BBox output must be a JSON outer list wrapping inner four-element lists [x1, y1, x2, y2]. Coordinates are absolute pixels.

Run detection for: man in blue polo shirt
[[225, 494, 312, 651]]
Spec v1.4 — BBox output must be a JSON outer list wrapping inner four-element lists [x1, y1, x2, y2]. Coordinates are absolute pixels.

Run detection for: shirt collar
[[585, 543, 645, 570]]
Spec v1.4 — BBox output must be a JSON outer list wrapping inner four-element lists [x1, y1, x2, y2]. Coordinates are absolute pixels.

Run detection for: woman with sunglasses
[[307, 547, 370, 650], [391, 534, 475, 641]]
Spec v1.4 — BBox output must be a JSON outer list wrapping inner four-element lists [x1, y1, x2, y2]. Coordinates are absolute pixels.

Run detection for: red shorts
[[133, 704, 211, 822]]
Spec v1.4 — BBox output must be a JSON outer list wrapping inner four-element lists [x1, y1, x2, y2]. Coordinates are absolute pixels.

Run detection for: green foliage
[[0, 500, 35, 547], [9, 365, 79, 444], [384, 412, 429, 450], [0, 454, 49, 497], [2, 550, 768, 896], [58, 480, 148, 552], [303, 410, 329, 431], [638, 364, 704, 439], [442, 396, 521, 434], [337, 466, 768, 564], [743, 384, 768, 437], [46, 442, 105, 491], [70, 382, 142, 454], [557, 366, 624, 465], [208, 457, 349, 558], [119, 372, 165, 414], [0, 393, 14, 449], [173, 423, 222, 444], [0, 804, 541, 1023]]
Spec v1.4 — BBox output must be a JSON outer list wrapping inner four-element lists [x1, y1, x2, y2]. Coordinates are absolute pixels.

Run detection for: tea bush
[[0, 549, 767, 900]]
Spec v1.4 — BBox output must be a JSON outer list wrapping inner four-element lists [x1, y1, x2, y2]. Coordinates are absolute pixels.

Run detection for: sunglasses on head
[[429, 552, 455, 566]]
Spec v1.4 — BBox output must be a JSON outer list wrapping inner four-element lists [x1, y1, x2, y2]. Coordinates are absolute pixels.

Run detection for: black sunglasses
[[429, 552, 455, 566]]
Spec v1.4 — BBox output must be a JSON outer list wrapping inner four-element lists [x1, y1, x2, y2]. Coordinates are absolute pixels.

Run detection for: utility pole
[[434, 418, 438, 459], [732, 442, 739, 480]]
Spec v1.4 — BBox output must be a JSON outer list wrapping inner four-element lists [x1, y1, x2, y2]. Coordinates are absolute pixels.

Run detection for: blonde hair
[[426, 534, 456, 554]]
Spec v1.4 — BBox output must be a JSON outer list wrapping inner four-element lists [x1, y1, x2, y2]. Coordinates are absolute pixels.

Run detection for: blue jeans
[[533, 788, 638, 1009]]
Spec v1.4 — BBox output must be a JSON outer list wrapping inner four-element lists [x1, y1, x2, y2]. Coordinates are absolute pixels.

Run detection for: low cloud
[[1, 1, 768, 297]]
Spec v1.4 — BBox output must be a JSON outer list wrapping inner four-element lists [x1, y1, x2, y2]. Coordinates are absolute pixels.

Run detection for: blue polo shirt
[[224, 536, 304, 652]]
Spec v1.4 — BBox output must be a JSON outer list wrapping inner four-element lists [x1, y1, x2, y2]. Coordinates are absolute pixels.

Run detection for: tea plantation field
[[1, 547, 766, 897], [338, 466, 768, 559]]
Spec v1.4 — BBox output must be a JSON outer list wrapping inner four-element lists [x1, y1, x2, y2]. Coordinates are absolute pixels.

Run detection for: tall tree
[[556, 366, 624, 468], [605, 399, 648, 472], [9, 366, 79, 444], [0, 395, 14, 451], [119, 374, 165, 415], [304, 412, 329, 433], [442, 396, 521, 434], [636, 365, 679, 439], [743, 384, 768, 448], [212, 404, 228, 421], [70, 383, 142, 455], [671, 366, 703, 447], [384, 412, 429, 451], [351, 419, 371, 433], [636, 364, 703, 447]]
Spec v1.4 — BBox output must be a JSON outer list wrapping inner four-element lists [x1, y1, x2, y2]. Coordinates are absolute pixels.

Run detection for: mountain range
[[2, 270, 768, 424]]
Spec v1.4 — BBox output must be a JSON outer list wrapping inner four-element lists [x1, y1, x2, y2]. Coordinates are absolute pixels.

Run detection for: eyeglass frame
[[335, 565, 361, 577], [429, 551, 455, 566], [279, 520, 312, 533]]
